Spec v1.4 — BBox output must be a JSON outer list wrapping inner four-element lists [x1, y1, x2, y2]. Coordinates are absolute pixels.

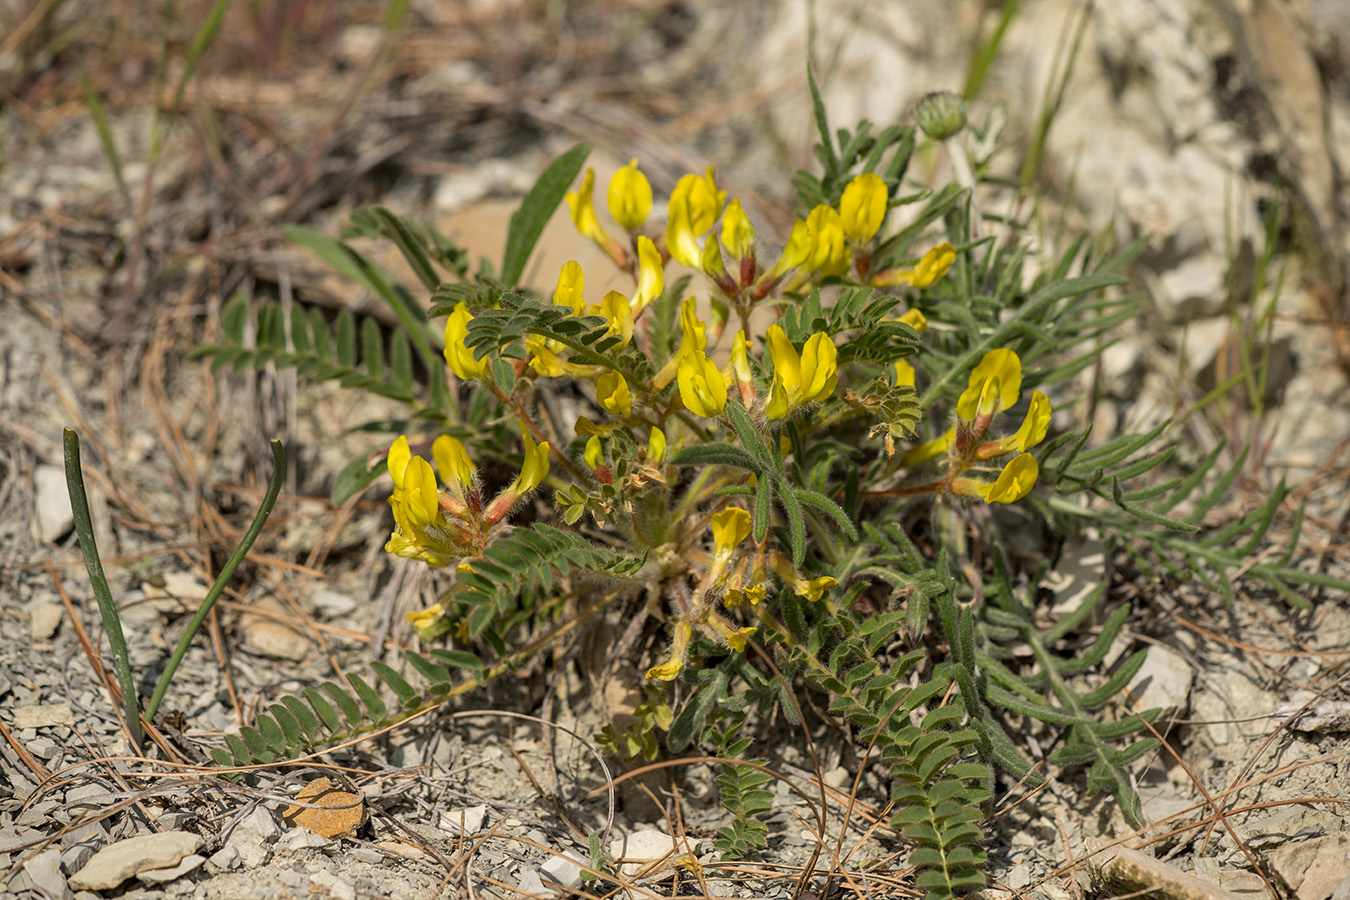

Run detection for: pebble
[[609, 829, 692, 881], [1268, 831, 1350, 900], [225, 807, 279, 867], [539, 851, 587, 890], [137, 854, 205, 885], [438, 804, 487, 835], [822, 765, 850, 789], [239, 597, 311, 662], [31, 463, 74, 543], [281, 829, 329, 852], [12, 704, 75, 729], [68, 832, 203, 891], [29, 603, 63, 641], [23, 846, 70, 900], [1125, 644, 1193, 718]]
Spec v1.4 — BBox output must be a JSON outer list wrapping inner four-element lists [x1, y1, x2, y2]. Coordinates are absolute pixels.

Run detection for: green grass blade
[[500, 144, 591, 286]]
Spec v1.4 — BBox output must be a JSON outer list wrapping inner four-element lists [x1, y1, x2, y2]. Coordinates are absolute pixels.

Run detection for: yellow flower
[[444, 302, 487, 381], [607, 158, 652, 232], [1007, 391, 1051, 452], [894, 359, 916, 388], [405, 603, 444, 630], [764, 324, 839, 420], [646, 426, 666, 463], [701, 236, 726, 279], [431, 434, 476, 503], [721, 199, 755, 258], [804, 205, 850, 276], [899, 308, 928, 332], [770, 219, 813, 276], [978, 453, 1039, 504], [553, 261, 585, 314], [565, 168, 609, 247], [728, 329, 754, 395], [797, 575, 838, 602], [872, 242, 957, 289], [711, 507, 752, 560], [910, 242, 956, 288], [956, 348, 1022, 421], [632, 236, 664, 313], [596, 371, 632, 416], [646, 620, 692, 681], [678, 350, 727, 417], [385, 436, 461, 567], [509, 425, 551, 494], [526, 338, 604, 379], [678, 297, 708, 357], [899, 426, 954, 467], [707, 616, 755, 652], [665, 167, 726, 267], [593, 290, 634, 345], [839, 172, 887, 243], [584, 434, 604, 469]]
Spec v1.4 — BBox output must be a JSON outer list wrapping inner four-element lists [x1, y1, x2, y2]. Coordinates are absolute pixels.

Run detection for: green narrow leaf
[[667, 671, 728, 752], [324, 681, 364, 727], [209, 747, 235, 767], [255, 715, 287, 754], [347, 672, 388, 721], [368, 205, 441, 291], [281, 695, 323, 740], [427, 648, 486, 673], [390, 331, 413, 394], [501, 144, 592, 286], [370, 660, 419, 708], [336, 311, 357, 367], [303, 688, 342, 733], [225, 733, 251, 764], [404, 650, 454, 685], [806, 65, 837, 172], [268, 704, 303, 747], [362, 317, 385, 379], [779, 486, 806, 566]]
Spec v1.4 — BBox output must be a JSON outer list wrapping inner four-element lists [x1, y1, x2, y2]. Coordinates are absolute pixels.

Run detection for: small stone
[[516, 867, 547, 895], [68, 832, 203, 891], [330, 879, 357, 900], [539, 852, 587, 890], [1268, 832, 1350, 900], [311, 589, 358, 617], [281, 778, 366, 839], [137, 854, 204, 885], [281, 829, 330, 852], [29, 603, 63, 641], [206, 844, 239, 872], [347, 847, 381, 865], [31, 464, 74, 543], [1125, 645, 1193, 718], [822, 766, 850, 789], [240, 597, 311, 661], [12, 704, 75, 729], [609, 830, 694, 881], [23, 846, 70, 900], [438, 804, 486, 836]]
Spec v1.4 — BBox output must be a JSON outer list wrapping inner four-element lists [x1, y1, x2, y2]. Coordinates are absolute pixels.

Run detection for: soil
[[1, 1, 1349, 899]]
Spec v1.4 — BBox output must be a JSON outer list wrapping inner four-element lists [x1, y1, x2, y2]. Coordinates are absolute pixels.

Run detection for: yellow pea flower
[[899, 426, 954, 467], [956, 348, 1022, 421], [646, 620, 692, 681], [701, 235, 726, 279], [593, 290, 634, 344], [431, 435, 476, 504], [978, 453, 1039, 504], [405, 603, 445, 632], [385, 436, 461, 567], [526, 338, 604, 379], [839, 172, 887, 242], [509, 425, 551, 495], [894, 359, 917, 388], [596, 371, 632, 416], [769, 553, 838, 602], [711, 507, 752, 561], [721, 198, 755, 259], [764, 324, 839, 420], [804, 205, 850, 276], [553, 261, 585, 314], [646, 426, 666, 463], [566, 168, 608, 248], [678, 350, 727, 417], [678, 297, 708, 357], [665, 167, 726, 267], [632, 235, 664, 313], [910, 242, 957, 288], [899, 308, 928, 332], [607, 158, 652, 232], [707, 616, 755, 652], [444, 302, 487, 381], [770, 219, 813, 276], [584, 434, 604, 469], [1007, 391, 1051, 452]]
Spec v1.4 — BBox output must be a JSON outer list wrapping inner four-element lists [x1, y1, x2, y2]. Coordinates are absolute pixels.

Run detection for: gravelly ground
[[2, 1, 1349, 898]]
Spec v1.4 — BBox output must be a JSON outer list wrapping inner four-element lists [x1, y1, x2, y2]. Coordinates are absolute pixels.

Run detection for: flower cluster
[[389, 154, 1047, 678], [384, 426, 550, 567]]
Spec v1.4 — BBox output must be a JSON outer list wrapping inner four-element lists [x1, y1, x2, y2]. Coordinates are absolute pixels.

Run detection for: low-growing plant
[[62, 72, 1344, 900]]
